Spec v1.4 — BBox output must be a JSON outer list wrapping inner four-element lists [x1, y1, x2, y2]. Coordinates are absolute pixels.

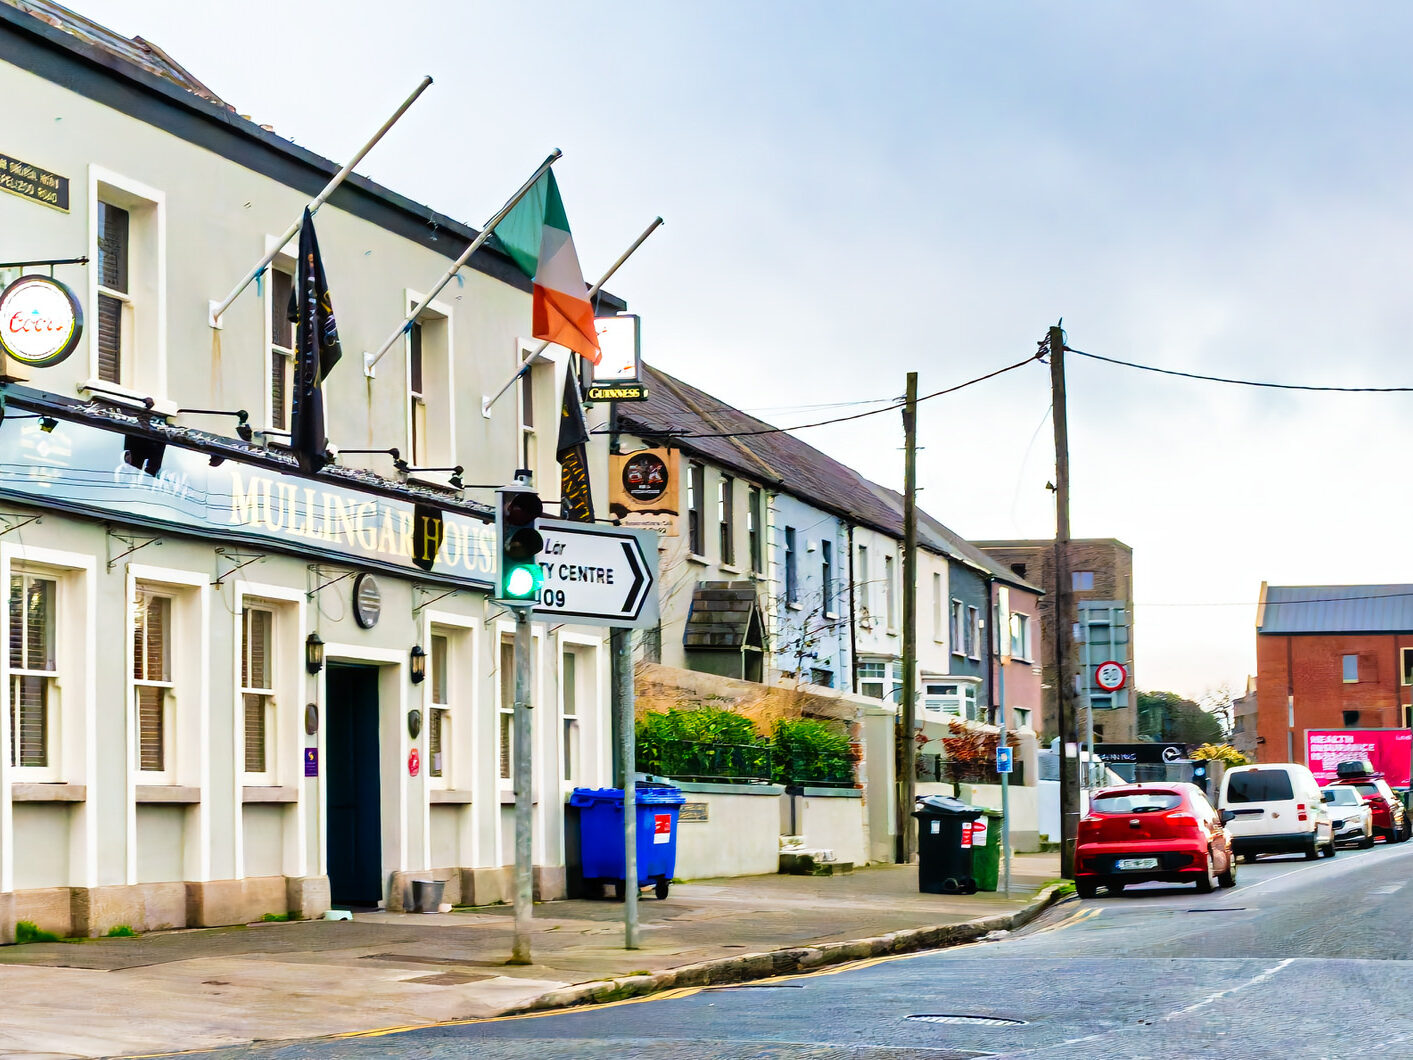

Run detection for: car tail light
[[1164, 812, 1198, 828], [1297, 802, 1308, 823]]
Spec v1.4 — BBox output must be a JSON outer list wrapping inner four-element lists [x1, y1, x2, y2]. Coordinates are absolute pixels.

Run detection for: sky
[[65, 0, 1413, 702]]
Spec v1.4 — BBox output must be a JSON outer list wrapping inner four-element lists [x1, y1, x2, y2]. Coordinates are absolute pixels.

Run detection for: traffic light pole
[[607, 401, 640, 950], [509, 603, 534, 964]]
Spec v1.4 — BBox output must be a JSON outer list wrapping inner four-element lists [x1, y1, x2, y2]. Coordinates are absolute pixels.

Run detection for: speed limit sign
[[1094, 661, 1128, 692]]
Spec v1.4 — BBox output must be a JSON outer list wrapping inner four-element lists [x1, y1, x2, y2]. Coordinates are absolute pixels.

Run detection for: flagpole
[[208, 75, 434, 327], [479, 216, 664, 417], [363, 150, 564, 378]]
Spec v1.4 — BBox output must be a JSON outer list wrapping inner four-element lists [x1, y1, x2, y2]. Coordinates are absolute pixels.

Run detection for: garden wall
[[672, 782, 784, 880], [782, 788, 867, 865]]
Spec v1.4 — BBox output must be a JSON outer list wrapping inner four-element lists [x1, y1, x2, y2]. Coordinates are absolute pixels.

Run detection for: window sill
[[885, 628, 899, 637], [787, 602, 802, 611], [718, 564, 742, 575], [242, 785, 297, 803], [686, 554, 710, 567], [136, 784, 201, 804], [12, 782, 85, 802], [431, 789, 474, 804]]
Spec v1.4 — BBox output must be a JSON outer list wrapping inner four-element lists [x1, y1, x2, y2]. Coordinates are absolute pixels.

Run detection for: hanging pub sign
[[587, 314, 647, 402], [0, 275, 83, 368], [609, 446, 679, 536]]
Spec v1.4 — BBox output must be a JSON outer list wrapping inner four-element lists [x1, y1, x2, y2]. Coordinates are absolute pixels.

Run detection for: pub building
[[0, 0, 617, 938]]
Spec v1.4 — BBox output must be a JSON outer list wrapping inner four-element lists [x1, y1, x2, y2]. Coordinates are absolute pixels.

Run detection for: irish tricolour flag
[[492, 171, 600, 364]]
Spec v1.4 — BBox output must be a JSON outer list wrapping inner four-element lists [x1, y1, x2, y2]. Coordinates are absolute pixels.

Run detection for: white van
[[1218, 763, 1336, 861]]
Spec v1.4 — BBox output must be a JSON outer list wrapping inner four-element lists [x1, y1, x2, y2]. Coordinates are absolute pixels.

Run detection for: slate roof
[[4, 0, 230, 106], [622, 365, 1041, 595], [1258, 584, 1413, 635], [683, 582, 763, 650]]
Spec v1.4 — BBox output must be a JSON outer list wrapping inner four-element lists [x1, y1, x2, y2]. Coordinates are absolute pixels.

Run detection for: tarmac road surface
[[142, 840, 1413, 1059]]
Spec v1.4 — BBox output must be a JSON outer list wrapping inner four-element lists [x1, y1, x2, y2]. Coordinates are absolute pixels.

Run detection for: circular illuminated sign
[[352, 572, 382, 629], [1094, 660, 1128, 692], [621, 452, 669, 503], [0, 275, 83, 368]]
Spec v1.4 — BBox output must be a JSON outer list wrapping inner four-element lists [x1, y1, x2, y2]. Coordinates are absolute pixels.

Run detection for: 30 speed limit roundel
[[1094, 660, 1128, 692], [0, 275, 83, 368]]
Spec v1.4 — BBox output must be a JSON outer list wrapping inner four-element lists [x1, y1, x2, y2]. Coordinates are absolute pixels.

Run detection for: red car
[[1329, 770, 1409, 844], [1076, 782, 1237, 898]]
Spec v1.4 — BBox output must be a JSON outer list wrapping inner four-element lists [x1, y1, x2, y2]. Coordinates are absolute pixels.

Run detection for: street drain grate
[[907, 1014, 1027, 1027], [1184, 908, 1246, 913]]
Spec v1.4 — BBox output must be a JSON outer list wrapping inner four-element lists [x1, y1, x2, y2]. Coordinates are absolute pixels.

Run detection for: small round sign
[[352, 572, 381, 629], [0, 275, 83, 368], [621, 452, 670, 504], [1094, 660, 1128, 692]]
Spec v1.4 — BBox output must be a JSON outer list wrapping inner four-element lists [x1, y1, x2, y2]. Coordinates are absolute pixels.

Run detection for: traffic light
[[496, 482, 544, 603]]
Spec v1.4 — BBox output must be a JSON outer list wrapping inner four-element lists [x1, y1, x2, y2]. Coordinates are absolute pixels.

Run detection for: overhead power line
[[1067, 347, 1413, 393], [610, 351, 1045, 441]]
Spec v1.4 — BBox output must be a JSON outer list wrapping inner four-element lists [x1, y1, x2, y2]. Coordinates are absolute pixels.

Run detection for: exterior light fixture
[[38, 416, 57, 433], [410, 643, 427, 684], [305, 631, 325, 674]]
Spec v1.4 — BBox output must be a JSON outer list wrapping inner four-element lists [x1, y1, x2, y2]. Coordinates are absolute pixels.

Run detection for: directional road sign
[[533, 518, 660, 628]]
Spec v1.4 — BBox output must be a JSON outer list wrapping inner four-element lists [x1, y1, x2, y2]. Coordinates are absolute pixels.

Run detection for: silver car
[[1321, 785, 1375, 848]]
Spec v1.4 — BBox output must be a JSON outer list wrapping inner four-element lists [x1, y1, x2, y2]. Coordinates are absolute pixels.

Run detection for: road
[[169, 841, 1413, 1060]]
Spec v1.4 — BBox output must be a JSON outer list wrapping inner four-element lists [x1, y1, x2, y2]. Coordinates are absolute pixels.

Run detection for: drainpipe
[[984, 573, 996, 725], [847, 524, 859, 693]]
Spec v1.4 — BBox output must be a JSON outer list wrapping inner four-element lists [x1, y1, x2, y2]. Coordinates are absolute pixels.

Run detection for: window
[[923, 682, 962, 716], [857, 545, 871, 622], [965, 605, 979, 658], [1090, 694, 1113, 711], [241, 605, 275, 776], [785, 526, 798, 605], [96, 201, 131, 385], [1344, 710, 1361, 727], [1091, 792, 1184, 814], [499, 638, 515, 781], [822, 540, 834, 616], [409, 321, 426, 465], [268, 267, 294, 431], [1072, 571, 1095, 591], [132, 589, 173, 775], [1012, 707, 1031, 730], [950, 599, 964, 655], [884, 555, 897, 631], [932, 573, 943, 643], [1010, 563, 1027, 579], [1405, 704, 1413, 729], [1403, 648, 1413, 686], [516, 349, 537, 472], [858, 660, 886, 701], [747, 487, 763, 574], [1009, 613, 1031, 661], [1226, 770, 1293, 803], [429, 633, 449, 780], [687, 462, 705, 557], [810, 667, 833, 688], [964, 683, 978, 721], [718, 476, 735, 566], [1343, 654, 1359, 683], [9, 574, 56, 770], [561, 649, 580, 783]]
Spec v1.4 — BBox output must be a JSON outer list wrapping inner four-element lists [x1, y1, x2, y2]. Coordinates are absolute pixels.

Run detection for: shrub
[[771, 718, 853, 785], [636, 708, 768, 781], [14, 920, 60, 944], [105, 925, 137, 938]]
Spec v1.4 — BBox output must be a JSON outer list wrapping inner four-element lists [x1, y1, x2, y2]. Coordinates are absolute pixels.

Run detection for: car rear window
[[1324, 787, 1361, 806], [1352, 783, 1381, 800], [1226, 771, 1294, 803], [1091, 792, 1184, 814]]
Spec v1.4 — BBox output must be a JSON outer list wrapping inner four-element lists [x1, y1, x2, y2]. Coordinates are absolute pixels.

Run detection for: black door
[[326, 663, 382, 906]]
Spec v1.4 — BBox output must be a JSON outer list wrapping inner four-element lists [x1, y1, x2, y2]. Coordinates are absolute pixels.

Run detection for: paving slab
[[0, 855, 1060, 1059]]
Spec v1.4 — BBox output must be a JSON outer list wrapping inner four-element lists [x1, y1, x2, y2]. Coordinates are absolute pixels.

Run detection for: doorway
[[326, 663, 382, 906]]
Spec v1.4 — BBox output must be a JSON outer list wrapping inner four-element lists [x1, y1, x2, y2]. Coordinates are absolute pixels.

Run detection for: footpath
[[0, 853, 1062, 1060]]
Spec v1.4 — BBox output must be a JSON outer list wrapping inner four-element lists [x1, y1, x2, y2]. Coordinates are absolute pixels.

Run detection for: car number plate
[[1115, 857, 1158, 871]]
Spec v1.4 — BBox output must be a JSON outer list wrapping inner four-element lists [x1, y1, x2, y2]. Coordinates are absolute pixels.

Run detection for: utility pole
[[1049, 323, 1079, 878], [898, 371, 919, 863]]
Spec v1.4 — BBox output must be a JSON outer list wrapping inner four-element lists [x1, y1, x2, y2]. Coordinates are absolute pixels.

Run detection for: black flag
[[557, 367, 594, 522], [289, 208, 343, 473]]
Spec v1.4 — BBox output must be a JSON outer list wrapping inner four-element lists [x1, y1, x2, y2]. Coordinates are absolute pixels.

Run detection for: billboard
[[1305, 729, 1412, 788]]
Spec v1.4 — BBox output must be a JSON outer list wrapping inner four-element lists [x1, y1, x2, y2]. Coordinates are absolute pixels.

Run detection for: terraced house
[[0, 0, 619, 939]]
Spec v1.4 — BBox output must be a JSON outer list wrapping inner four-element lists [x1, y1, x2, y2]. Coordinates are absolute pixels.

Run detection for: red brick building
[[1255, 583, 1413, 764]]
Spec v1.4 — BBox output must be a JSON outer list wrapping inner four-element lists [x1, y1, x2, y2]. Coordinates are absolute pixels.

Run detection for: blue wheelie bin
[[570, 785, 686, 899]]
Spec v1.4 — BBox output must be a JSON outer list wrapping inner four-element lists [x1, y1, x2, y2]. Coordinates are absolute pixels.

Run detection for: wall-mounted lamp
[[39, 416, 57, 433], [409, 643, 427, 684], [407, 708, 423, 740], [305, 631, 325, 674]]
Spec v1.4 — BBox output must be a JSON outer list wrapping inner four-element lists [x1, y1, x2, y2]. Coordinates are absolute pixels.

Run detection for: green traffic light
[[505, 564, 541, 599]]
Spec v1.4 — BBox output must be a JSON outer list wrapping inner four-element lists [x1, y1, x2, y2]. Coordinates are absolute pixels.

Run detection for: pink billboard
[[1306, 729, 1413, 788]]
